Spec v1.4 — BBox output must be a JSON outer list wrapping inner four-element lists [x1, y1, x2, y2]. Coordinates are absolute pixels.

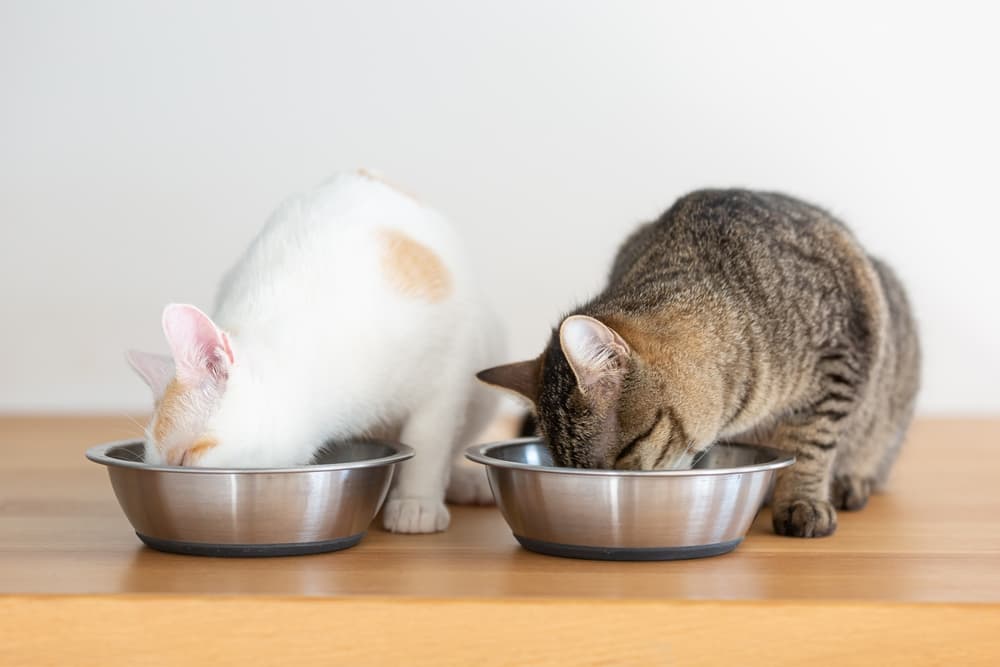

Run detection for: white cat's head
[[127, 304, 237, 467]]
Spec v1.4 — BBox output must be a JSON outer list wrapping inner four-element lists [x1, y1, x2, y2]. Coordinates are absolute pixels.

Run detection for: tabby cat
[[478, 189, 920, 537]]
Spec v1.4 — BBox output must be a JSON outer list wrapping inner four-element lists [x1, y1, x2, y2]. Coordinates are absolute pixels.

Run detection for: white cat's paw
[[446, 465, 495, 505], [382, 497, 450, 533]]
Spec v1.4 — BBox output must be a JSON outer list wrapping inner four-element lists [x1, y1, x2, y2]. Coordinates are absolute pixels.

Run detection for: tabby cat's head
[[478, 315, 693, 470]]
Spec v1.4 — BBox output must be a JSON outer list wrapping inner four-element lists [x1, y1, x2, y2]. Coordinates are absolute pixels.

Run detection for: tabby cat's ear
[[559, 315, 631, 395], [476, 359, 541, 404]]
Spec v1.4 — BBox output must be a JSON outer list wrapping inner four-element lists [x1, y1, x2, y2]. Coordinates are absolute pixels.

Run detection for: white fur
[[129, 171, 504, 533]]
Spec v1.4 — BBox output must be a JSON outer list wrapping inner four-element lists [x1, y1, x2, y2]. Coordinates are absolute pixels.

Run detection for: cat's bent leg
[[831, 474, 874, 511], [830, 408, 909, 510], [769, 411, 843, 538], [446, 460, 494, 505], [382, 398, 463, 534], [445, 381, 500, 505], [828, 418, 878, 511]]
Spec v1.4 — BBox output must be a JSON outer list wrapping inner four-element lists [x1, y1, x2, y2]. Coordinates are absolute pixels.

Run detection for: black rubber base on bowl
[[137, 532, 365, 558], [515, 535, 742, 561]]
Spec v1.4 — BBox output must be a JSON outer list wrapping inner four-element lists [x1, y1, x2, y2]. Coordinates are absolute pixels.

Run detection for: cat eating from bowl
[[127, 170, 504, 534]]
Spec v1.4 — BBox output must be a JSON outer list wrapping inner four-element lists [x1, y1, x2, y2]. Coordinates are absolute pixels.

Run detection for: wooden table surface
[[2, 416, 999, 665]]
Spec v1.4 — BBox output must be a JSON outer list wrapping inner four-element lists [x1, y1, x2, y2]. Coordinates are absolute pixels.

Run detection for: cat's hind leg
[[827, 412, 877, 511], [830, 405, 909, 511], [445, 381, 501, 506], [446, 461, 494, 505], [830, 473, 874, 511]]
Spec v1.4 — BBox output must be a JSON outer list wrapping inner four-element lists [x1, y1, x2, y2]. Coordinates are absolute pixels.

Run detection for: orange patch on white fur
[[153, 379, 185, 445], [377, 228, 452, 302], [182, 437, 218, 465]]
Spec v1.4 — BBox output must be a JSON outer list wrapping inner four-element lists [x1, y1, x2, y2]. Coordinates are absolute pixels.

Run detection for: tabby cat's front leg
[[769, 411, 842, 538]]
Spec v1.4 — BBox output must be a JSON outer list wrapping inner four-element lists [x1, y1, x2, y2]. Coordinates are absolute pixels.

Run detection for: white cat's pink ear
[[125, 350, 174, 399], [559, 315, 631, 394], [161, 304, 234, 385]]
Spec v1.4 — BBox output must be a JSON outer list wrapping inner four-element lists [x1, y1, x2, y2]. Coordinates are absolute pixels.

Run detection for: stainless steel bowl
[[466, 438, 794, 561], [87, 440, 413, 557]]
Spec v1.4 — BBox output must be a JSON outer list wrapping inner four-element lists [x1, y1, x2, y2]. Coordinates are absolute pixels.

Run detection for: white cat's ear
[[161, 304, 234, 385], [125, 350, 175, 400], [477, 359, 541, 404], [559, 315, 631, 395]]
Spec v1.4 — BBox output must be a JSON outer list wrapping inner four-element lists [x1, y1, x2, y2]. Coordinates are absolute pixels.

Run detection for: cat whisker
[[689, 445, 711, 468], [120, 449, 143, 462]]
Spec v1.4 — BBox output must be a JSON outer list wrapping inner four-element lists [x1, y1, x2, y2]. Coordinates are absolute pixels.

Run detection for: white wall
[[1, 1, 997, 414]]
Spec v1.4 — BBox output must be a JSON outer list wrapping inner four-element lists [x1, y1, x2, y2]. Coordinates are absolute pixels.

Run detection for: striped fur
[[479, 189, 920, 538]]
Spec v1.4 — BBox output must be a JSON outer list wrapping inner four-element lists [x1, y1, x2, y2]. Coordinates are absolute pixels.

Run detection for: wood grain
[[1, 416, 999, 601], [2, 417, 1000, 664], [1, 596, 998, 666]]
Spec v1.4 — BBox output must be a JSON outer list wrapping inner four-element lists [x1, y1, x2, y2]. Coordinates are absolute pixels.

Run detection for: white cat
[[126, 170, 503, 533]]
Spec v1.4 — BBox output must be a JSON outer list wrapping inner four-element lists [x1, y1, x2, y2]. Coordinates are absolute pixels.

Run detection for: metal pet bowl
[[87, 440, 413, 557], [466, 438, 794, 561]]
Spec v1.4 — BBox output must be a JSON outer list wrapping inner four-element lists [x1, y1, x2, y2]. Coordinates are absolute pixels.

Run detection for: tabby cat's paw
[[382, 497, 450, 533], [832, 475, 873, 511], [772, 498, 837, 538], [446, 465, 495, 505]]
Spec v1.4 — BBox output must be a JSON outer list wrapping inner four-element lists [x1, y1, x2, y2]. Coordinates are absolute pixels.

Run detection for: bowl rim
[[465, 438, 794, 477], [86, 439, 415, 474]]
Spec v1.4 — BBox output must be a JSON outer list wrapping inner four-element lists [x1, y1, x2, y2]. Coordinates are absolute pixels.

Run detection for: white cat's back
[[210, 170, 501, 443], [214, 171, 479, 327]]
